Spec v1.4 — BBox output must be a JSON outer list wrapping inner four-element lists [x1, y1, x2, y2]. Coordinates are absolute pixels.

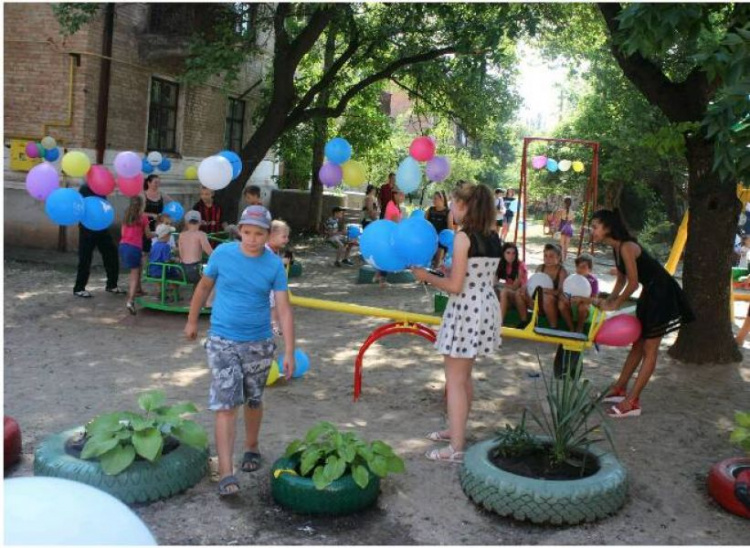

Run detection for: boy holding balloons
[[558, 253, 599, 333]]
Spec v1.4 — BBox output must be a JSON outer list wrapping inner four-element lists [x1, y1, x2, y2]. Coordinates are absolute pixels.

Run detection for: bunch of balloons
[[266, 349, 311, 385], [318, 137, 367, 189], [141, 151, 172, 175], [360, 215, 438, 272], [396, 136, 451, 194], [25, 136, 61, 163], [531, 155, 585, 173], [197, 150, 243, 190]]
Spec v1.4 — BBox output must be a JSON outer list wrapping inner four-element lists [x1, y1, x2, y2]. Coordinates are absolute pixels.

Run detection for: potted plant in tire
[[271, 421, 405, 515], [460, 362, 628, 525], [34, 390, 209, 504], [708, 411, 750, 519]]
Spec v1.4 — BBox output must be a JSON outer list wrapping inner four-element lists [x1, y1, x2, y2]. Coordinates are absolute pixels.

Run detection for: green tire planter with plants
[[33, 391, 209, 504], [270, 421, 404, 516]]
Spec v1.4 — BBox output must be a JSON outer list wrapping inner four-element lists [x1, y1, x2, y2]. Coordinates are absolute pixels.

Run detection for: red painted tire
[[707, 457, 750, 519], [4, 416, 22, 470]]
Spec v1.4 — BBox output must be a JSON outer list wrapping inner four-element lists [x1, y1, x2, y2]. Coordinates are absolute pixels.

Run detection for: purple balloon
[[319, 163, 343, 188], [425, 156, 451, 182], [25, 142, 39, 159], [25, 163, 60, 201], [531, 155, 547, 170], [113, 151, 142, 178]]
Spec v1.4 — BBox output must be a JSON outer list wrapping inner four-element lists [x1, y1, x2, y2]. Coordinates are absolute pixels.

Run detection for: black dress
[[614, 242, 695, 339], [143, 195, 164, 253]]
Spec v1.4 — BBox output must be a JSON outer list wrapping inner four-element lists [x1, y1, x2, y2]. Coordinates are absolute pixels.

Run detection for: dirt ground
[[4, 223, 750, 545]]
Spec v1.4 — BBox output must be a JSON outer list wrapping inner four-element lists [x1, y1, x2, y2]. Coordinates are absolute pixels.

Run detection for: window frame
[[147, 77, 179, 153], [224, 97, 245, 153]]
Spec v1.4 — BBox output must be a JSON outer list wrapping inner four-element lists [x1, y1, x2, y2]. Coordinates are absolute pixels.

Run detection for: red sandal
[[601, 386, 627, 403], [608, 398, 641, 418]]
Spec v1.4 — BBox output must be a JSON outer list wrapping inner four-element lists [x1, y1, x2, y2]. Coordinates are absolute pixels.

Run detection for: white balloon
[[147, 151, 163, 166], [198, 155, 234, 190], [41, 136, 57, 150], [558, 159, 572, 172], [4, 477, 156, 545], [526, 272, 554, 297], [563, 273, 593, 298]]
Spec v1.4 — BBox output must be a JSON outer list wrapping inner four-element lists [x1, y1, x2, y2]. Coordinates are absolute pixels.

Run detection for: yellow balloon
[[61, 151, 91, 178], [572, 161, 585, 173], [185, 166, 198, 180], [266, 361, 280, 386], [341, 160, 366, 187]]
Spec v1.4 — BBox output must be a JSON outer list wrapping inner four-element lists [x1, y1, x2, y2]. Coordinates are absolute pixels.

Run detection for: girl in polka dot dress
[[411, 183, 503, 463]]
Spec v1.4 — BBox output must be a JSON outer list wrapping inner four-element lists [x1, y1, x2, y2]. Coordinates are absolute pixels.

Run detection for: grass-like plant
[[730, 411, 750, 455], [491, 410, 539, 459]]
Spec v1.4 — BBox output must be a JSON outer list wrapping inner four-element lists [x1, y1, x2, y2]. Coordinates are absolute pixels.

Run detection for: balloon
[[162, 201, 184, 222], [410, 209, 425, 219], [86, 165, 116, 196], [558, 159, 572, 172], [38, 146, 47, 160], [5, 477, 156, 545], [41, 136, 57, 149], [396, 156, 421, 193], [82, 196, 115, 231], [531, 155, 547, 170], [425, 156, 451, 182], [266, 361, 280, 386], [324, 137, 352, 165], [198, 155, 233, 190], [546, 158, 559, 172], [341, 160, 366, 187], [444, 254, 452, 268], [595, 315, 642, 347], [44, 147, 60, 162], [393, 215, 438, 267], [113, 151, 141, 178], [147, 151, 163, 166], [562, 273, 593, 298], [117, 173, 144, 197], [508, 197, 519, 213], [184, 166, 198, 180], [572, 161, 585, 173], [319, 163, 343, 188], [219, 150, 242, 179], [25, 163, 60, 200], [44, 188, 85, 226], [293, 349, 310, 378], [438, 228, 455, 251], [25, 142, 39, 159], [347, 224, 363, 240], [360, 219, 408, 272], [62, 151, 92, 177], [141, 158, 154, 174], [526, 272, 554, 297], [158, 157, 171, 172], [409, 136, 436, 162]]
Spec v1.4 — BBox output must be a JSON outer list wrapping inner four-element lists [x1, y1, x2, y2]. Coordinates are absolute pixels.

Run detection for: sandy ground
[[4, 223, 750, 545]]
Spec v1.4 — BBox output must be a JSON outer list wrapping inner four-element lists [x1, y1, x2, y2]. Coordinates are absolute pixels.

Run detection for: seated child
[[558, 253, 599, 332], [178, 210, 214, 284], [148, 224, 181, 280], [326, 206, 355, 267], [152, 214, 177, 251], [266, 219, 291, 335], [496, 242, 529, 320], [192, 186, 225, 237], [513, 243, 568, 328]]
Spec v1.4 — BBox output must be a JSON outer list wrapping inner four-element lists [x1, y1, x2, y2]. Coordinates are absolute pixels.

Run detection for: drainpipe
[[95, 3, 115, 164]]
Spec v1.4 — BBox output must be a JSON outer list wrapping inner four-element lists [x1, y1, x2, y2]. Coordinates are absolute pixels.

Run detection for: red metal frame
[[353, 321, 437, 401], [517, 137, 600, 263]]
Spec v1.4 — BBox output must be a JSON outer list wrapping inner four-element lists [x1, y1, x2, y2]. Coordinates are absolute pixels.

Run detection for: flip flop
[[425, 431, 451, 442], [241, 451, 262, 473], [425, 445, 464, 463], [217, 474, 240, 497]]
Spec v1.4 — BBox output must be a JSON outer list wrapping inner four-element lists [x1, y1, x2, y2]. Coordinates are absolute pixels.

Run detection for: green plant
[[80, 390, 208, 475], [283, 421, 405, 490], [730, 411, 750, 455], [491, 410, 539, 459]]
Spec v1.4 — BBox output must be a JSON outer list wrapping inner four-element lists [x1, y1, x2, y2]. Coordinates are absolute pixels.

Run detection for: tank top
[[614, 242, 669, 285], [427, 206, 449, 233], [145, 195, 164, 231], [540, 264, 566, 290], [466, 231, 502, 259]]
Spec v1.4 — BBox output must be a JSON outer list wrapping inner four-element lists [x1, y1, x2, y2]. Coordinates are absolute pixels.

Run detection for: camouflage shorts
[[205, 335, 276, 411]]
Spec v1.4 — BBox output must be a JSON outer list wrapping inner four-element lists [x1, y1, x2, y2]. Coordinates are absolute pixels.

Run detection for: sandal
[[217, 474, 240, 497], [74, 290, 92, 298], [105, 286, 126, 295], [425, 431, 451, 442], [601, 386, 627, 403], [241, 451, 262, 473], [608, 399, 641, 418], [425, 444, 464, 463]]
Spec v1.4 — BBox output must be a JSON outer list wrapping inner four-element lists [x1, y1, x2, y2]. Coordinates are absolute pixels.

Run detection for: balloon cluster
[[318, 137, 367, 188], [395, 137, 451, 194], [266, 349, 311, 386], [140, 151, 171, 175], [25, 136, 61, 163], [531, 156, 585, 173], [196, 150, 243, 190], [360, 212, 438, 272]]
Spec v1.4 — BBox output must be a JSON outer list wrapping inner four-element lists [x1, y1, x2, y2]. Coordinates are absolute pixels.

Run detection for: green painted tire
[[386, 270, 416, 284], [459, 436, 628, 525], [357, 266, 377, 284], [270, 456, 380, 515], [33, 427, 208, 504]]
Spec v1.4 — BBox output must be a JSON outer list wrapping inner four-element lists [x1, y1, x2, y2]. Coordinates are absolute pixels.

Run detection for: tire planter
[[33, 427, 208, 504], [288, 261, 303, 278], [4, 416, 22, 471], [270, 456, 380, 516], [707, 457, 750, 519], [459, 436, 628, 525]]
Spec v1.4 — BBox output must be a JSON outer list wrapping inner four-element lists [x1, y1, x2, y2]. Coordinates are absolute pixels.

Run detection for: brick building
[[4, 3, 277, 249]]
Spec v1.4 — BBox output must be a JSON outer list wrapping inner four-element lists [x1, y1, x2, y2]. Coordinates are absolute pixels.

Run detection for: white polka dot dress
[[436, 256, 501, 358]]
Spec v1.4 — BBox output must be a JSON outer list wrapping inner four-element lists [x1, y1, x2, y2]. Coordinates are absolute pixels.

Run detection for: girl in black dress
[[591, 209, 695, 418]]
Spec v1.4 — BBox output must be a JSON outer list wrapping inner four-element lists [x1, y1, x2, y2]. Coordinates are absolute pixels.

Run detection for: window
[[147, 78, 179, 152], [224, 98, 245, 152]]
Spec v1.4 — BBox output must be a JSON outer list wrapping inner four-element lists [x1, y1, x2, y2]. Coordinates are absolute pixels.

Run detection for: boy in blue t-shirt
[[184, 205, 295, 497]]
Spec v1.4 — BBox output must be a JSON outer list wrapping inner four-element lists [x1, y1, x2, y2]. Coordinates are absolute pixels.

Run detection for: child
[[184, 205, 295, 497], [243, 185, 262, 207], [148, 224, 180, 279], [362, 184, 380, 228], [426, 191, 451, 269], [152, 213, 177, 251], [411, 183, 502, 463], [384, 190, 405, 222], [513, 243, 568, 329], [739, 235, 750, 270], [555, 196, 575, 262], [559, 253, 599, 333], [326, 206, 355, 267], [501, 188, 516, 242], [266, 219, 291, 335], [178, 210, 214, 285], [591, 209, 694, 418], [494, 188, 506, 235], [496, 242, 529, 320], [192, 186, 226, 235], [119, 196, 153, 315]]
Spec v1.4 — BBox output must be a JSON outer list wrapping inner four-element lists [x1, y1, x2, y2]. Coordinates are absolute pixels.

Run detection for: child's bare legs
[[560, 234, 570, 262], [500, 287, 516, 319], [215, 408, 238, 491], [433, 366, 473, 441], [514, 291, 532, 322], [243, 404, 262, 456], [575, 302, 589, 332], [127, 268, 140, 302], [558, 298, 574, 331], [736, 315, 750, 345], [542, 293, 559, 328], [611, 338, 645, 393], [433, 356, 474, 456], [625, 338, 660, 403]]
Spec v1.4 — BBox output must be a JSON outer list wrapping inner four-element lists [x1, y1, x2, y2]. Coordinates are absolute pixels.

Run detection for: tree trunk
[[667, 136, 741, 363]]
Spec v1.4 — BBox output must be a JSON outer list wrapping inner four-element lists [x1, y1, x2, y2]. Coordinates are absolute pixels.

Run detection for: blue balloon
[[396, 157, 421, 193], [410, 209, 425, 219], [142, 158, 154, 174], [219, 150, 242, 179], [81, 196, 115, 231], [394, 216, 438, 267], [44, 147, 60, 162], [158, 157, 171, 172], [444, 255, 452, 268], [546, 158, 558, 172], [162, 201, 184, 222], [347, 224, 363, 240], [360, 220, 408, 272], [324, 137, 352, 165], [438, 229, 455, 251], [45, 188, 85, 226], [293, 349, 310, 378]]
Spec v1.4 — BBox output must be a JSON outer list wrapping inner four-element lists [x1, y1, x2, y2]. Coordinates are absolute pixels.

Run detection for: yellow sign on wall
[[9, 139, 42, 172]]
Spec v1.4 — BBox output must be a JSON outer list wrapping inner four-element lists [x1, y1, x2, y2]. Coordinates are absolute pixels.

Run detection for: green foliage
[[491, 410, 539, 459], [730, 411, 750, 455], [51, 3, 101, 36], [81, 390, 208, 476], [283, 421, 405, 491]]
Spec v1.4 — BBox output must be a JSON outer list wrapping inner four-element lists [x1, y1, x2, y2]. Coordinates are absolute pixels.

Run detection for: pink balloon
[[86, 165, 116, 196], [117, 173, 144, 197], [25, 142, 40, 159], [531, 155, 547, 170], [409, 136, 436, 162], [595, 315, 642, 347]]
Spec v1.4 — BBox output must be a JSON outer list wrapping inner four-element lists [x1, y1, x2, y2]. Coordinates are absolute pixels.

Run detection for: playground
[[5, 223, 749, 544]]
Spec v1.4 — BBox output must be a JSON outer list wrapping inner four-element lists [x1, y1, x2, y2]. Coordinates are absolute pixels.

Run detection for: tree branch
[[390, 77, 465, 128], [286, 6, 338, 68]]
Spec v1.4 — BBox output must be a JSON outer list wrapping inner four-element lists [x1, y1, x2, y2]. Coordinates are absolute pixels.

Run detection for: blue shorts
[[119, 243, 143, 269]]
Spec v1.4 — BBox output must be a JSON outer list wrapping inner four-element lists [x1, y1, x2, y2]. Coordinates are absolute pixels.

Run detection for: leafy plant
[[491, 409, 539, 459], [283, 421, 405, 490], [80, 390, 208, 476], [730, 411, 750, 455]]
